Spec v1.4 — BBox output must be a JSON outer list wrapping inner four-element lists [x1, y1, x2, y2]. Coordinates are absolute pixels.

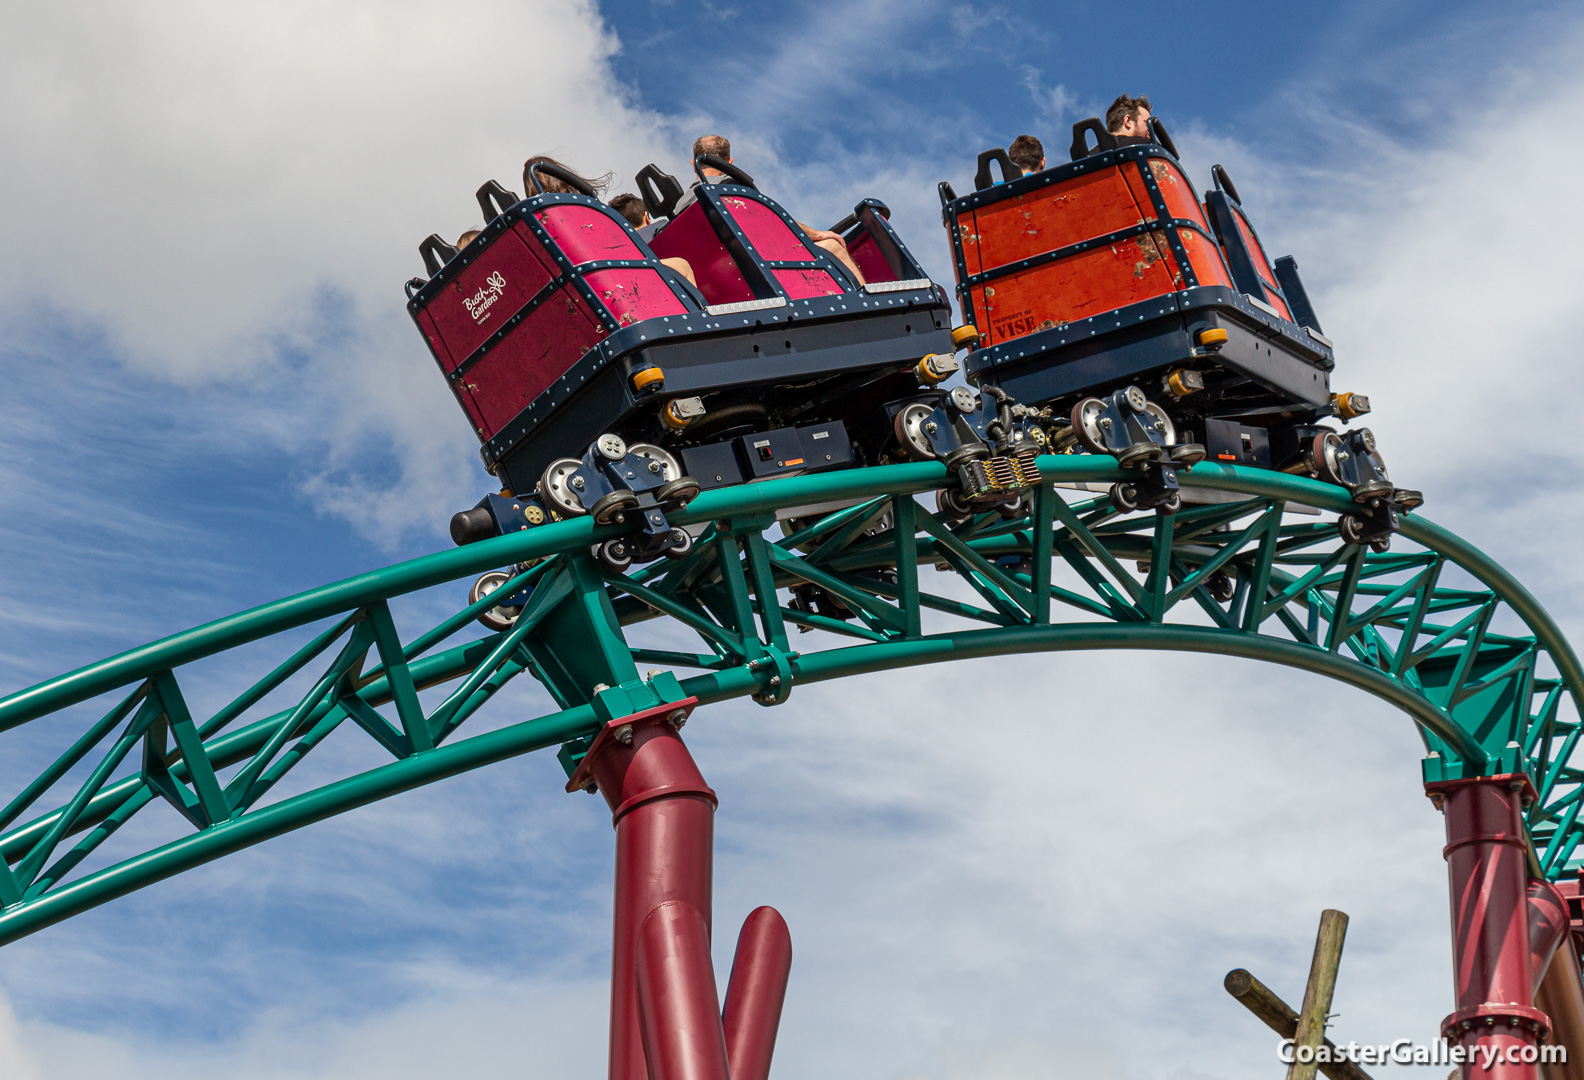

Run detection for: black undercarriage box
[[683, 421, 854, 490]]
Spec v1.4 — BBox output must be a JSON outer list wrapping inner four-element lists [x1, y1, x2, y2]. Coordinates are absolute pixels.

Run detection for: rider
[[609, 193, 648, 228], [521, 156, 695, 285], [1008, 134, 1045, 175], [1105, 94, 1154, 145], [689, 134, 866, 285]]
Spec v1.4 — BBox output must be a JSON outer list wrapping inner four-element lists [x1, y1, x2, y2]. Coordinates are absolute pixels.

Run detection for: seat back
[[648, 178, 855, 307], [1203, 164, 1295, 322], [835, 199, 928, 286]]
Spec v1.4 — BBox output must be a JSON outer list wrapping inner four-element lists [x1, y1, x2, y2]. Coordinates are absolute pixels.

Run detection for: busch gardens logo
[[463, 271, 507, 325]]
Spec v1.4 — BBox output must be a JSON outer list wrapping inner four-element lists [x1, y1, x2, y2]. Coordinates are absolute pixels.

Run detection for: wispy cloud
[[1, 2, 1583, 1079]]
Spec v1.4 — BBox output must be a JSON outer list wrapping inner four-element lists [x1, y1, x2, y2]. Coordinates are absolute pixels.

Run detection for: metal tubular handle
[[1148, 116, 1180, 159], [828, 200, 890, 236], [693, 154, 756, 188], [1212, 163, 1242, 206], [528, 160, 598, 197]]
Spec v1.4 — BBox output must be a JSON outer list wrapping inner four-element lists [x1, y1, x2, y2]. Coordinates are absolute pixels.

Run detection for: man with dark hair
[[609, 193, 647, 228], [1105, 94, 1153, 144], [1008, 134, 1045, 175]]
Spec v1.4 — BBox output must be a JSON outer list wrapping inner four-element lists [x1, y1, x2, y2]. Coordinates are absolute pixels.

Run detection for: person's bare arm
[[798, 223, 843, 244], [797, 222, 866, 284], [660, 257, 696, 286]]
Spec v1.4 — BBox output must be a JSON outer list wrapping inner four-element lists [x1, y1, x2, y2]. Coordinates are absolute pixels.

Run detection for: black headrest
[[476, 180, 521, 222], [636, 164, 684, 221], [419, 234, 459, 277], [974, 149, 1016, 191], [1069, 119, 1118, 161]]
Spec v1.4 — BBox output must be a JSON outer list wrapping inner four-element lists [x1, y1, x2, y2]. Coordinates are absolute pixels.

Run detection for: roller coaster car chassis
[[411, 159, 1006, 584], [939, 123, 1420, 541]]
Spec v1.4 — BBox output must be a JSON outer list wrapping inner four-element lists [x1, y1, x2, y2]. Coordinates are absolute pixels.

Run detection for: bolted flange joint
[[1440, 1003, 1551, 1043], [563, 697, 707, 820]]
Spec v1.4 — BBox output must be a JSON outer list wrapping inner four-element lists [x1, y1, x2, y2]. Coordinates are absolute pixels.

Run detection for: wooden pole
[[1288, 909, 1350, 1080], [1224, 969, 1373, 1080]]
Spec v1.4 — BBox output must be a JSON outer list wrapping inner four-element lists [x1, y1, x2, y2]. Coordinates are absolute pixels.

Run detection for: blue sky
[[1, 1, 1582, 1078]]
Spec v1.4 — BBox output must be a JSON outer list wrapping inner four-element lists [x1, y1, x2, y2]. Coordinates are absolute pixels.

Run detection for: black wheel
[[1116, 441, 1157, 468], [593, 539, 633, 572], [1169, 442, 1206, 466], [591, 489, 639, 526], [656, 477, 701, 508], [1071, 398, 1110, 454], [937, 488, 972, 521], [1337, 515, 1367, 545], [663, 528, 694, 560], [1206, 570, 1235, 602], [1352, 479, 1394, 503], [893, 401, 939, 460], [1140, 401, 1176, 445], [1110, 483, 1140, 514], [1369, 535, 1392, 554], [468, 570, 522, 631], [1393, 488, 1424, 511], [628, 443, 683, 482], [1310, 432, 1344, 485], [1155, 491, 1181, 515], [540, 457, 588, 516], [995, 493, 1030, 520]]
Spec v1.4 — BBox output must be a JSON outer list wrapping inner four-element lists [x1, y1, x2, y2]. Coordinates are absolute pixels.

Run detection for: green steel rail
[[0, 456, 1578, 949]]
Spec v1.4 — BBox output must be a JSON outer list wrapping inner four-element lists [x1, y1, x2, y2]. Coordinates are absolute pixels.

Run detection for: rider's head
[[609, 193, 649, 228], [1105, 94, 1152, 138], [1008, 134, 1046, 174], [522, 155, 611, 196], [692, 134, 732, 175], [456, 229, 481, 248]]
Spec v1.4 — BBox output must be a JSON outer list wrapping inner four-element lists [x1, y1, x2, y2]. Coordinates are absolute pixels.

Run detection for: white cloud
[[0, 992, 42, 1080], [1020, 66, 1087, 130], [0, 0, 694, 544], [0, 0, 677, 374], [2, 5, 1584, 1080], [1, 978, 606, 1080]]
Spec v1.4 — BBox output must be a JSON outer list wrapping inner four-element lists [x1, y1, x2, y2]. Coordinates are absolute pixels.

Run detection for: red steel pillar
[[568, 700, 794, 1080], [1428, 775, 1551, 1077], [722, 906, 794, 1080], [569, 699, 721, 1080], [637, 901, 733, 1080]]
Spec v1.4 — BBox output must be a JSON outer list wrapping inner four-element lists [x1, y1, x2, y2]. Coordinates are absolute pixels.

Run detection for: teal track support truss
[[0, 456, 1580, 945]]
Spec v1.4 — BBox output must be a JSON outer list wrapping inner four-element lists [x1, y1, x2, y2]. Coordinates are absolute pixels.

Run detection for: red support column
[[1528, 879, 1570, 993], [722, 906, 794, 1080], [636, 901, 732, 1080], [568, 699, 717, 1080], [1427, 775, 1551, 1077]]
